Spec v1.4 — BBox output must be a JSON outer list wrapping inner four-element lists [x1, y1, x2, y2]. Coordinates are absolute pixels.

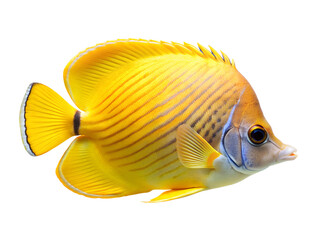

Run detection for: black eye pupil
[[251, 129, 265, 142], [248, 125, 268, 145]]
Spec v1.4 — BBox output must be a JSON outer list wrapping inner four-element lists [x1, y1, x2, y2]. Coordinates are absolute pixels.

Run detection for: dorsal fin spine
[[161, 41, 179, 54], [231, 59, 236, 68], [171, 42, 191, 55], [208, 45, 224, 62], [183, 42, 202, 57], [220, 50, 231, 64], [197, 43, 215, 60], [64, 39, 236, 110]]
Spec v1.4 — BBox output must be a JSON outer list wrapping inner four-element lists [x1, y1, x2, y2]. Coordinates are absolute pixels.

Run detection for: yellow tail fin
[[20, 83, 78, 156]]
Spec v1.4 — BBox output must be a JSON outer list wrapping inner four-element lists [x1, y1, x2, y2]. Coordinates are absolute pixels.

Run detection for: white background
[[1, 1, 319, 239]]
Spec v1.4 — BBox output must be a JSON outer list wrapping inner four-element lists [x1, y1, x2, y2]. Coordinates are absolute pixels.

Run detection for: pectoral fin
[[176, 124, 224, 168], [146, 188, 204, 203]]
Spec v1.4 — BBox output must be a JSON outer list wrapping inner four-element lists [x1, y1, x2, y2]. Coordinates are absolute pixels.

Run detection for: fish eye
[[248, 125, 268, 145]]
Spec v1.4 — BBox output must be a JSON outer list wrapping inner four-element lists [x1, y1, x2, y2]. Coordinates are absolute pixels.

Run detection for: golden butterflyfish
[[20, 39, 297, 202]]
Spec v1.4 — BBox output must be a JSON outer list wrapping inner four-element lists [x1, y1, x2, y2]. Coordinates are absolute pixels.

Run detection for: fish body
[[20, 39, 297, 202]]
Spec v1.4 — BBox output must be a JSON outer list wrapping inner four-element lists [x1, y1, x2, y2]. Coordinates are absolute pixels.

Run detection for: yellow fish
[[20, 39, 297, 202]]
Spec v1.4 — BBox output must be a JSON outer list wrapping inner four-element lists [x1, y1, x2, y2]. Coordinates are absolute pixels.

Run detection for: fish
[[19, 39, 297, 202]]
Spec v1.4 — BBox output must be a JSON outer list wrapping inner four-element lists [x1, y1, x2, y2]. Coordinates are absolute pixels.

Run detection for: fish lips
[[277, 145, 297, 162]]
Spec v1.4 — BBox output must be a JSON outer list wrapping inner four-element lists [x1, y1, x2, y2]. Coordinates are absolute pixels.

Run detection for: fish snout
[[277, 145, 297, 162]]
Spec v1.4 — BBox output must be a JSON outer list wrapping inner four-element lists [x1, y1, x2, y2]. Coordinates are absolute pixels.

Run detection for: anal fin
[[146, 188, 204, 203], [56, 136, 127, 198]]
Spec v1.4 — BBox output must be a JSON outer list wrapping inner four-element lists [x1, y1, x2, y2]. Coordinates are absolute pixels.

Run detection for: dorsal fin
[[63, 39, 235, 111]]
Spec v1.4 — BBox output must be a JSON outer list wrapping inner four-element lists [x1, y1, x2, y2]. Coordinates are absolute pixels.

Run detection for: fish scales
[[79, 54, 245, 190], [20, 39, 296, 202]]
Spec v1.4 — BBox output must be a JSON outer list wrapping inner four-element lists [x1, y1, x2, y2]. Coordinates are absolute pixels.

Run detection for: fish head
[[221, 87, 297, 175]]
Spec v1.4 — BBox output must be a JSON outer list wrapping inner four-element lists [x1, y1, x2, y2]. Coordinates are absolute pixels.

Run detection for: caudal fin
[[20, 83, 79, 156]]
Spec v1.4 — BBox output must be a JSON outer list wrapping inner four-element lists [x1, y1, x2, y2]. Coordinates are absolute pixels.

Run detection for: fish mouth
[[278, 145, 297, 161]]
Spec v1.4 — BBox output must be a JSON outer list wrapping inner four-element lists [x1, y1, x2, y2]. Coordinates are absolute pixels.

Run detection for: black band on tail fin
[[73, 111, 81, 135], [20, 83, 77, 156], [20, 83, 37, 156]]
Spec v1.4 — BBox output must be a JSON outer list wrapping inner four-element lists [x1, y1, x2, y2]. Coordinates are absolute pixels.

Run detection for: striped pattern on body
[[70, 42, 249, 191]]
